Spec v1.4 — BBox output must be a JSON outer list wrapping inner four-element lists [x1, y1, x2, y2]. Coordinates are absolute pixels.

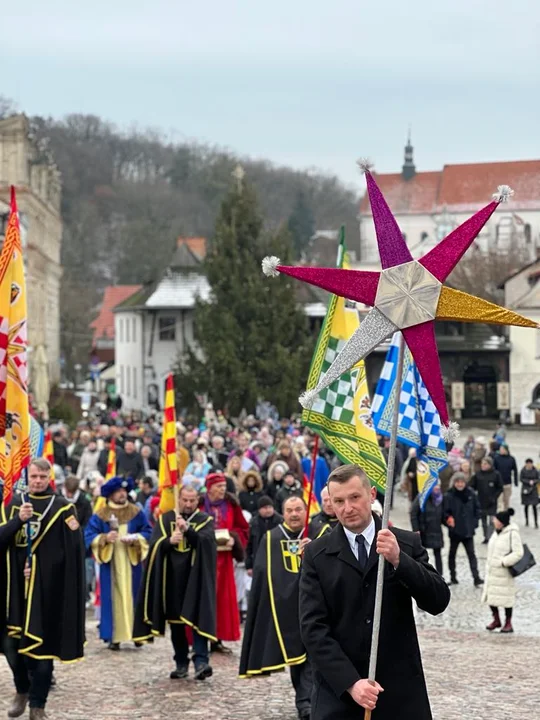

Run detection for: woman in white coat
[[483, 508, 524, 633]]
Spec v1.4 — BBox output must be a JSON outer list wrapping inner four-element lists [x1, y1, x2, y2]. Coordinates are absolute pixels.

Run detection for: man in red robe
[[202, 472, 249, 653]]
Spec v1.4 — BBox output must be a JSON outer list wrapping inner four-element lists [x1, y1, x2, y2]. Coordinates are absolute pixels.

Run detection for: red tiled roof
[[360, 171, 441, 214], [178, 236, 207, 258], [90, 285, 142, 343], [360, 159, 540, 215]]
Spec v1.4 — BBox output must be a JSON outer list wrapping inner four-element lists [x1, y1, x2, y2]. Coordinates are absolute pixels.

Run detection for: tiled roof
[[360, 159, 540, 215], [90, 285, 142, 342], [145, 272, 210, 308]]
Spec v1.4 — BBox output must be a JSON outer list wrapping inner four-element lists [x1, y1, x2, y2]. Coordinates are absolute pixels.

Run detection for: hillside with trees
[[21, 111, 359, 372]]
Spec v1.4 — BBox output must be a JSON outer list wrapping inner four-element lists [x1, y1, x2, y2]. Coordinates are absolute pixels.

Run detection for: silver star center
[[374, 260, 442, 329]]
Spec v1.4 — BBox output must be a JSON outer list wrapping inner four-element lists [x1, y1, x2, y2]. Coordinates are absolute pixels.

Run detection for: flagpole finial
[[492, 185, 514, 203], [299, 388, 318, 409], [262, 256, 281, 277], [357, 158, 374, 174]]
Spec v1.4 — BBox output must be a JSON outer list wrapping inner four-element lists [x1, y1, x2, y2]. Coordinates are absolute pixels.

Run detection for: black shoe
[[449, 577, 459, 585], [482, 539, 489, 544], [474, 577, 484, 587], [108, 642, 120, 651], [170, 665, 188, 679], [194, 663, 213, 681], [298, 710, 311, 720], [134, 641, 143, 648], [211, 641, 232, 655]]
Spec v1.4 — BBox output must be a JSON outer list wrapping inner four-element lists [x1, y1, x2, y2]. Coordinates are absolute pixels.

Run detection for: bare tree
[[0, 96, 17, 119]]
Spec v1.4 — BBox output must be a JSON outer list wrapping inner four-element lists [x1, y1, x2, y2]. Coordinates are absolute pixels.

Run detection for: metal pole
[[364, 332, 405, 720]]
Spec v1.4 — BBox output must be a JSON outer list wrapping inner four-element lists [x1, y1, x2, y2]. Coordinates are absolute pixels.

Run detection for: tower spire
[[402, 129, 416, 181]]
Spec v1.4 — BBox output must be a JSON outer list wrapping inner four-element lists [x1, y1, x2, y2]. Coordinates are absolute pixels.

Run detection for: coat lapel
[[364, 514, 382, 577], [325, 524, 363, 575]]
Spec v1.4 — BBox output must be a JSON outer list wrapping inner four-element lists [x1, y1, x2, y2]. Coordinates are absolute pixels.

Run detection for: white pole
[[364, 332, 405, 718]]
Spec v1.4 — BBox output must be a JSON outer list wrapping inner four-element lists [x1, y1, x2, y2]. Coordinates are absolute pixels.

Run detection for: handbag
[[508, 532, 536, 577]]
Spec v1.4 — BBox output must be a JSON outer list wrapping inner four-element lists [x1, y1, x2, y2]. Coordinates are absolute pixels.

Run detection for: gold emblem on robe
[[281, 539, 302, 574]]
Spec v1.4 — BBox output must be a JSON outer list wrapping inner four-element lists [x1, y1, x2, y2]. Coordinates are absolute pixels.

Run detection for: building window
[[159, 316, 176, 341], [126, 366, 131, 397], [119, 365, 124, 394], [132, 317, 137, 343], [133, 367, 137, 399], [119, 318, 124, 343], [126, 318, 130, 343]]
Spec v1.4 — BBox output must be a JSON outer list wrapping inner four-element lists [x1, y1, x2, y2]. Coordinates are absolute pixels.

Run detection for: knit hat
[[101, 476, 134, 498], [257, 495, 274, 509], [205, 472, 227, 490], [495, 508, 514, 527]]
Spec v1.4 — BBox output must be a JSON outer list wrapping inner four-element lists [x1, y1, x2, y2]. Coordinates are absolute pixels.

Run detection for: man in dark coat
[[0, 459, 86, 720], [52, 430, 68, 469], [240, 496, 312, 720], [133, 485, 216, 680], [308, 486, 339, 539], [443, 472, 483, 586], [410, 483, 444, 577], [245, 496, 282, 573], [116, 439, 145, 480], [469, 457, 503, 543], [493, 444, 518, 511], [299, 464, 450, 719]]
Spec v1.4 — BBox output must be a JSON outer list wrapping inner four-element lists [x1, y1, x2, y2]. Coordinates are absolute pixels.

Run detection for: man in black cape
[[308, 486, 338, 539], [0, 458, 85, 720], [239, 495, 312, 720], [133, 485, 217, 680]]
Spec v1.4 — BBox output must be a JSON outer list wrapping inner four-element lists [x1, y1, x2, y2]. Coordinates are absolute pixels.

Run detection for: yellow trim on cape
[[31, 505, 71, 552], [142, 515, 167, 624], [265, 530, 304, 666], [239, 654, 307, 678], [316, 523, 330, 538], [17, 555, 84, 662]]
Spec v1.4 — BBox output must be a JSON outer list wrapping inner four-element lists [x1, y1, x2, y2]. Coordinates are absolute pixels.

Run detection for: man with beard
[[85, 477, 152, 650], [308, 486, 339, 539], [0, 459, 85, 720], [202, 472, 249, 653], [133, 486, 216, 680], [240, 496, 312, 720]]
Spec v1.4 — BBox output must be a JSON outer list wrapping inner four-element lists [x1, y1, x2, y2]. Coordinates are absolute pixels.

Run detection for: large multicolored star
[[262, 164, 538, 438]]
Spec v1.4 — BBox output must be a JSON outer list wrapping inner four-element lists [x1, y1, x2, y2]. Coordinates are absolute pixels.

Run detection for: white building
[[504, 260, 540, 424], [358, 140, 540, 268], [114, 237, 209, 412]]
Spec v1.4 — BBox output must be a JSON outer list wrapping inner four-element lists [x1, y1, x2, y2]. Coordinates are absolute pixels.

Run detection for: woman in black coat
[[410, 484, 444, 576], [520, 458, 539, 528], [469, 457, 503, 543]]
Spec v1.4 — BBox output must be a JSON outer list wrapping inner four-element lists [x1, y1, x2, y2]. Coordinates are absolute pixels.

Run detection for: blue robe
[[85, 505, 152, 643]]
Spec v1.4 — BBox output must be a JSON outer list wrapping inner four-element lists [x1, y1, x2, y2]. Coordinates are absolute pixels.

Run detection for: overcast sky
[[2, 1, 539, 190]]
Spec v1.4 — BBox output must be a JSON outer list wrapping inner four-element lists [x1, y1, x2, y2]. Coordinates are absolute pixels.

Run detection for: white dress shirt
[[343, 517, 376, 561]]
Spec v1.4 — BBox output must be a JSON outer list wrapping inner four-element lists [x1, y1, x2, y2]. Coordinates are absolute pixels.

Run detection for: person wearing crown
[[133, 484, 217, 680], [85, 476, 152, 650], [239, 495, 312, 720], [201, 472, 249, 653]]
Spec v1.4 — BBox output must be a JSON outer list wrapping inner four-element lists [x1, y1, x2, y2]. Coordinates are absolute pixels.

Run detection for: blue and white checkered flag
[[372, 333, 448, 509]]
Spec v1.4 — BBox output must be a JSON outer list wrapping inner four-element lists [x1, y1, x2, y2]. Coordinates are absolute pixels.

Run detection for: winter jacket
[[443, 486, 481, 539], [482, 523, 524, 608], [238, 470, 265, 515], [520, 467, 540, 507], [493, 453, 518, 486], [410, 494, 444, 549], [76, 447, 100, 481], [469, 469, 503, 515], [275, 480, 304, 514], [245, 512, 283, 570]]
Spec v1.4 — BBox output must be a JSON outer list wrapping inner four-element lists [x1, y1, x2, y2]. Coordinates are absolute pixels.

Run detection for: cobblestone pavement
[[0, 426, 539, 719]]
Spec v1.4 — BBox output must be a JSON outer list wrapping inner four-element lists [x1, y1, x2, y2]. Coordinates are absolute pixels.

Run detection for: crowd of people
[[0, 411, 535, 719]]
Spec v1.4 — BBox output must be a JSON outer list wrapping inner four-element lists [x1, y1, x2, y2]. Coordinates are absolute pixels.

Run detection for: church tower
[[402, 131, 416, 181]]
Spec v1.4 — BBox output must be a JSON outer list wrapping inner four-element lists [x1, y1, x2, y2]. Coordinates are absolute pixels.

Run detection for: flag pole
[[304, 434, 319, 534], [364, 331, 405, 720]]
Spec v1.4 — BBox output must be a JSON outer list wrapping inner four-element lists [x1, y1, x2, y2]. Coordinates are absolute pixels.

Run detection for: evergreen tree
[[175, 177, 313, 417], [287, 190, 315, 259]]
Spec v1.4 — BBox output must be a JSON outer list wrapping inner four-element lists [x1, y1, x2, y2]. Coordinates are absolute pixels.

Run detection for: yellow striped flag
[[301, 227, 387, 492], [43, 430, 56, 491], [0, 187, 31, 504], [105, 437, 117, 479], [159, 373, 179, 512]]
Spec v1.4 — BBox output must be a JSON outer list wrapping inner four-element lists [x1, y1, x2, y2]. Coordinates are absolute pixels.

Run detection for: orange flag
[[158, 374, 178, 513], [0, 187, 30, 505]]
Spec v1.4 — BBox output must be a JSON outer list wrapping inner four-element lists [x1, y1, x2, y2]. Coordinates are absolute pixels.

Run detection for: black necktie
[[355, 534, 368, 571]]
